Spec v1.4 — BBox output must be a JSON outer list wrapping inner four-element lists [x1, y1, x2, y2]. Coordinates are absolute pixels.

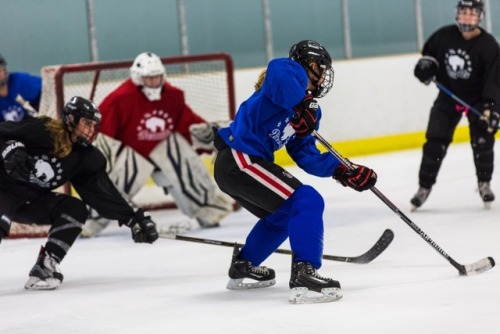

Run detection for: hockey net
[[9, 53, 235, 239]]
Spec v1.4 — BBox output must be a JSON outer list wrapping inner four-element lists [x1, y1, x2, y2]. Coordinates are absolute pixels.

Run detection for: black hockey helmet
[[289, 40, 334, 98], [456, 0, 484, 32], [62, 96, 101, 147]]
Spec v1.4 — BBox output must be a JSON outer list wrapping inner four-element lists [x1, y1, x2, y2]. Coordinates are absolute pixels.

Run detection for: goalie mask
[[456, 0, 484, 32], [62, 96, 101, 147], [289, 40, 334, 98], [130, 52, 166, 101]]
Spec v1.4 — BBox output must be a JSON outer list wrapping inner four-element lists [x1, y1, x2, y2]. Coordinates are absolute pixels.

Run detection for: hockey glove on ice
[[291, 94, 318, 138], [1, 140, 35, 183], [414, 56, 439, 85], [122, 209, 159, 244], [478, 101, 499, 134], [333, 164, 377, 192]]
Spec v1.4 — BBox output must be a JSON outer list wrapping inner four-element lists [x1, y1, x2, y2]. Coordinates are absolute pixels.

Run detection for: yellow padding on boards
[[142, 125, 498, 185], [274, 125, 498, 166]]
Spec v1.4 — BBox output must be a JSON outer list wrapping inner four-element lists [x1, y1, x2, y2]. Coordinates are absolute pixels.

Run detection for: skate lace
[[478, 182, 492, 196], [416, 187, 430, 200], [248, 264, 270, 275], [42, 253, 61, 274], [303, 263, 329, 281]]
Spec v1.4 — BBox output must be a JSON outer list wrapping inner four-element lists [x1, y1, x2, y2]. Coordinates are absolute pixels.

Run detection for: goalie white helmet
[[130, 52, 166, 101]]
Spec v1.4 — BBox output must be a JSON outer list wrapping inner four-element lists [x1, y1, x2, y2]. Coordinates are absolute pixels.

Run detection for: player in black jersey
[[0, 96, 158, 290], [411, 0, 500, 210]]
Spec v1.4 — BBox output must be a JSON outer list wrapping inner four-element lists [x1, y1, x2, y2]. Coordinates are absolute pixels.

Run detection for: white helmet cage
[[130, 52, 166, 101]]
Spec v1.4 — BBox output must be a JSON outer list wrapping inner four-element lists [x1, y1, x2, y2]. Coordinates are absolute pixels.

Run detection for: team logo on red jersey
[[137, 109, 174, 141]]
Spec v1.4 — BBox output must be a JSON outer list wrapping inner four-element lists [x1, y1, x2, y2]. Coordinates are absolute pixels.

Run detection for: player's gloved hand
[[478, 101, 499, 134], [414, 56, 439, 85], [1, 140, 35, 183], [0, 215, 11, 242], [333, 163, 377, 192], [290, 93, 318, 138], [121, 209, 159, 244]]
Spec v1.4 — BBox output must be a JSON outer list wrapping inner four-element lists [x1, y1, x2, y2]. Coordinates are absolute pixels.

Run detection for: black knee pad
[[423, 140, 448, 160], [51, 196, 89, 227]]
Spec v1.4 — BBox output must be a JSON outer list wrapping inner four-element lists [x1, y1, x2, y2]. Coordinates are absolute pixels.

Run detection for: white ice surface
[[1, 143, 499, 334]]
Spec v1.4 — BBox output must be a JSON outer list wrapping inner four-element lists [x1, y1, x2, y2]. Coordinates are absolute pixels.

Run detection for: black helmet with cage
[[62, 96, 101, 147], [289, 40, 334, 98], [456, 0, 484, 32]]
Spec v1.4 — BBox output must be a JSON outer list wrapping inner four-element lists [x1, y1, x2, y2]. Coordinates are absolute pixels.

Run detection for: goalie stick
[[159, 228, 394, 264], [312, 130, 495, 276]]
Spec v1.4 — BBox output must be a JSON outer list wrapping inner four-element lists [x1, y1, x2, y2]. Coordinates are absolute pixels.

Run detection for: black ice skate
[[289, 261, 342, 304], [478, 182, 495, 209], [410, 186, 432, 211], [226, 244, 276, 290], [25, 246, 64, 290]]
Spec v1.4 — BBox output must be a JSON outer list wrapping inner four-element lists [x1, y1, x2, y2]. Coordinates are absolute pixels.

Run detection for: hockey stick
[[15, 94, 38, 117], [312, 130, 495, 276], [432, 79, 499, 131], [159, 228, 394, 264]]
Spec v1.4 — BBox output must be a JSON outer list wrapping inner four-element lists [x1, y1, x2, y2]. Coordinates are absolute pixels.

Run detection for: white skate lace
[[304, 264, 330, 281], [249, 264, 270, 275]]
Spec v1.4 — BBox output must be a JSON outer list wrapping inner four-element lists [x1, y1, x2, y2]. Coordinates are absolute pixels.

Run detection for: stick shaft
[[312, 130, 465, 272]]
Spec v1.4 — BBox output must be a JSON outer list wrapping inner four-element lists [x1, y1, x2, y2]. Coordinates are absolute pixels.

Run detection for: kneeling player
[[0, 96, 158, 290]]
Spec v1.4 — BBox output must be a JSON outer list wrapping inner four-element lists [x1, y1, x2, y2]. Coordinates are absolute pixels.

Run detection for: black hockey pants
[[418, 98, 495, 188]]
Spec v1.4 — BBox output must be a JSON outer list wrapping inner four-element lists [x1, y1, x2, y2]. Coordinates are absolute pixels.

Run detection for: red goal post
[[8, 53, 236, 239]]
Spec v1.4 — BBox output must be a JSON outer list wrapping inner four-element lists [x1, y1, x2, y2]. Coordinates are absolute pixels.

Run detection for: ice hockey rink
[[1, 142, 499, 334]]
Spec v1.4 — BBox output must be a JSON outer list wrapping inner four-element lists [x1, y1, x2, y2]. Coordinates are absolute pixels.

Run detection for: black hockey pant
[[418, 98, 495, 188], [1, 192, 87, 262]]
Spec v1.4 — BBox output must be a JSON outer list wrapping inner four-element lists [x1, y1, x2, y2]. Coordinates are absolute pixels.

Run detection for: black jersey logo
[[445, 49, 472, 80], [30, 155, 63, 188]]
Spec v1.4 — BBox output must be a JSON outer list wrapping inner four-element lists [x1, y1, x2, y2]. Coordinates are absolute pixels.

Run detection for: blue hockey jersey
[[218, 58, 340, 177], [0, 72, 41, 122]]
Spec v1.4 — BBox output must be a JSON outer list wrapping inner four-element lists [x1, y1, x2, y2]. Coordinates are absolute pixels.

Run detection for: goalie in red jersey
[[82, 52, 234, 237]]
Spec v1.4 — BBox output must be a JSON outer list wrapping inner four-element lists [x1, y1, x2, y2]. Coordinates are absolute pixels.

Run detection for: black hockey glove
[[121, 209, 159, 244], [478, 101, 499, 134], [414, 56, 439, 85], [0, 215, 11, 242], [333, 163, 377, 192], [290, 94, 318, 138], [1, 140, 35, 183]]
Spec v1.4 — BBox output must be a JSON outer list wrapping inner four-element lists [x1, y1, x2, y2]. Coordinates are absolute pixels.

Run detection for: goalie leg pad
[[94, 134, 155, 198], [149, 133, 233, 226]]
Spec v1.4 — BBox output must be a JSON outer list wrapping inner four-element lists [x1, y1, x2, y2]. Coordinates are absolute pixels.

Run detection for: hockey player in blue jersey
[[213, 40, 377, 303], [0, 53, 41, 122]]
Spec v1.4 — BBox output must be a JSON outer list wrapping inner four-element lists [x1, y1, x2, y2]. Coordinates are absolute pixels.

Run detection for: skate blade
[[288, 287, 343, 304], [24, 277, 60, 290], [226, 278, 276, 290], [484, 202, 492, 210]]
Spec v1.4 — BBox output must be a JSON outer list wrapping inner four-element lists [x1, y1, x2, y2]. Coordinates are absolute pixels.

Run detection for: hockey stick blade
[[328, 228, 394, 264], [158, 229, 393, 264], [312, 130, 496, 276], [457, 256, 495, 276]]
